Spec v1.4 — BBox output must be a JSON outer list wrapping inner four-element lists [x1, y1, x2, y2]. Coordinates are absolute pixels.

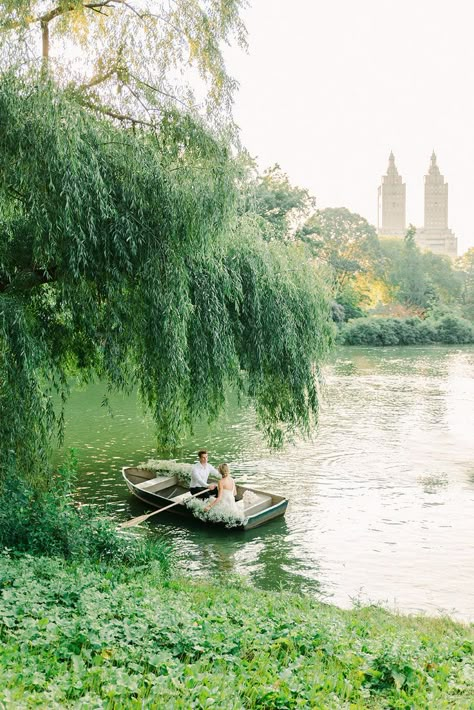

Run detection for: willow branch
[[1, 2, 119, 32], [75, 67, 119, 92], [128, 72, 195, 111], [78, 98, 157, 127]]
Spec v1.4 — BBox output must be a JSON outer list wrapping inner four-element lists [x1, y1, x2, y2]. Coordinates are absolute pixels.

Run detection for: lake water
[[60, 345, 474, 622]]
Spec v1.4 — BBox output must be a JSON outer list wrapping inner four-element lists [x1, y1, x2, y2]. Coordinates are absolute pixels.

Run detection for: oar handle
[[119, 487, 210, 529]]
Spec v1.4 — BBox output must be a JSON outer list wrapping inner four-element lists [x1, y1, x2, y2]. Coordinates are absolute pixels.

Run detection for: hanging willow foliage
[[0, 0, 247, 123], [0, 72, 334, 484]]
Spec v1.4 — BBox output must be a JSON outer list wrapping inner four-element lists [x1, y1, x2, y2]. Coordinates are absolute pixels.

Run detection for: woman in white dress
[[204, 463, 241, 517], [185, 462, 245, 526]]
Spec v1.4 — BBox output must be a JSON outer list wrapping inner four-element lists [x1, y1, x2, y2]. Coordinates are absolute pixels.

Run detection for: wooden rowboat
[[122, 466, 288, 530]]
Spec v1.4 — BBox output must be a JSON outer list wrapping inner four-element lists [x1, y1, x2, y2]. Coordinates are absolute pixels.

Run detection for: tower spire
[[424, 151, 446, 227], [378, 152, 406, 236], [387, 151, 399, 176]]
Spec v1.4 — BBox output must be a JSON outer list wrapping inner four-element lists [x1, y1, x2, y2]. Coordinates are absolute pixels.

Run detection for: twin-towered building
[[378, 152, 457, 257]]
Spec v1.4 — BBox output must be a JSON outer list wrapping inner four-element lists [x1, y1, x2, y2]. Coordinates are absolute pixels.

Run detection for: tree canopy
[[379, 233, 462, 312], [298, 207, 381, 285], [242, 163, 316, 242], [456, 247, 474, 320], [297, 207, 382, 320], [0, 0, 246, 123], [0, 72, 334, 482]]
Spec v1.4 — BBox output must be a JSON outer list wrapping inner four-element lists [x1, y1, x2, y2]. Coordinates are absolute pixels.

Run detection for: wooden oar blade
[[119, 512, 155, 529]]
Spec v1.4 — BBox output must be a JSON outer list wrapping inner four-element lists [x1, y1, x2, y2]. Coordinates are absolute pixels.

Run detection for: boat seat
[[135, 478, 162, 491], [244, 492, 273, 516]]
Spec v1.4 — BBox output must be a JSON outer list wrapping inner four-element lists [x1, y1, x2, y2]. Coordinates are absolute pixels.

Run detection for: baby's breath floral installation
[[139, 459, 194, 487], [184, 496, 246, 528], [139, 459, 221, 487]]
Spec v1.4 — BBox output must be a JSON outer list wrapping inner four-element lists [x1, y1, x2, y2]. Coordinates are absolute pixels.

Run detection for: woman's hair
[[218, 463, 230, 477]]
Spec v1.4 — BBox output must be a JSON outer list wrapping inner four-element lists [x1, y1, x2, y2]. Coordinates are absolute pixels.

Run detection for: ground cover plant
[[0, 554, 473, 709]]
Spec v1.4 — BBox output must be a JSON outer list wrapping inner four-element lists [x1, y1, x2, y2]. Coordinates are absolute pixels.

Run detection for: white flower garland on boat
[[138, 458, 221, 486], [184, 496, 247, 528]]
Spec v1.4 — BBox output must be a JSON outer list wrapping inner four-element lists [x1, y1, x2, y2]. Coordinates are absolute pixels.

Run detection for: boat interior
[[124, 467, 284, 517]]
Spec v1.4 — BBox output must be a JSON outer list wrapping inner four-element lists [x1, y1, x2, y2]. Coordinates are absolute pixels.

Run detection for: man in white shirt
[[190, 449, 219, 500]]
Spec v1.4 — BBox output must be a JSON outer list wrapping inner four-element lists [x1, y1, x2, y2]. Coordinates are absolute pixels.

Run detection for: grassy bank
[[1, 554, 473, 709]]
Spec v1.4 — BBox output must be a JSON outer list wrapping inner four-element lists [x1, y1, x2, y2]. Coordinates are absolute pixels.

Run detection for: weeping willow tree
[[0, 2, 334, 485], [0, 73, 334, 482]]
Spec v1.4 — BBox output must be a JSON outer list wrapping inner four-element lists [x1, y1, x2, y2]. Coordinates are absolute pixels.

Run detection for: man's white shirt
[[190, 461, 219, 488]]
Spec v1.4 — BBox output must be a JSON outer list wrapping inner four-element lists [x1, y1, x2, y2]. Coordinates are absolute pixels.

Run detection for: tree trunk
[[41, 20, 49, 74]]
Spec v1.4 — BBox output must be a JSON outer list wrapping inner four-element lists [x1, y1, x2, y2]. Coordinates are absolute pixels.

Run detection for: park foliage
[[0, 1, 335, 489], [0, 553, 473, 708], [340, 314, 474, 347], [0, 5, 473, 706]]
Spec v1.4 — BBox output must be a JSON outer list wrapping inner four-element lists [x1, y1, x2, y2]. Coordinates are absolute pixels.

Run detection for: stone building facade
[[377, 152, 457, 258]]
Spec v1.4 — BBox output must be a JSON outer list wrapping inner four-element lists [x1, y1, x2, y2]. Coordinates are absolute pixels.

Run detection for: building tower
[[378, 152, 406, 237], [424, 151, 448, 229], [415, 152, 457, 257]]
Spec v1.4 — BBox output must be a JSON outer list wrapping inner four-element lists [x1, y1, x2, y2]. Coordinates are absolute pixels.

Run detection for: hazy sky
[[226, 0, 474, 255]]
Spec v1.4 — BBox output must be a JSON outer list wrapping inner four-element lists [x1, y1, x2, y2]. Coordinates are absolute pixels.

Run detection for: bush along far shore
[[339, 313, 474, 347], [0, 553, 473, 709]]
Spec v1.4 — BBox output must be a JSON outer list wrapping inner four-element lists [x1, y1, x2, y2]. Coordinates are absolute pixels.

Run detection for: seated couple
[[190, 449, 239, 515]]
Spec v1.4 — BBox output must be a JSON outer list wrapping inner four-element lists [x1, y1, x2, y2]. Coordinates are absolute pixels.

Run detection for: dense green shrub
[[0, 455, 170, 569], [433, 314, 474, 344], [340, 314, 474, 346]]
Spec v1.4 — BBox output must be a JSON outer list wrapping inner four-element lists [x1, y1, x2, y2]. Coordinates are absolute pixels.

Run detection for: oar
[[119, 489, 209, 529]]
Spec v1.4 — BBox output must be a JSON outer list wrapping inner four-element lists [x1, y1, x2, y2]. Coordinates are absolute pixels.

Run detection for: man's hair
[[197, 449, 208, 458]]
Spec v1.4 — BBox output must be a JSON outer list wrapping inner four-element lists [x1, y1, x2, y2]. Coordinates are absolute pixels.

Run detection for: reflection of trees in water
[[156, 514, 327, 599], [417, 473, 449, 495], [327, 348, 463, 457], [203, 540, 236, 574], [213, 519, 326, 599], [247, 526, 325, 598], [332, 359, 357, 376]]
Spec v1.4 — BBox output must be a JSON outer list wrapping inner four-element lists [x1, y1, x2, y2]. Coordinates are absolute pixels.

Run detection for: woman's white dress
[[212, 488, 242, 516], [185, 483, 245, 527]]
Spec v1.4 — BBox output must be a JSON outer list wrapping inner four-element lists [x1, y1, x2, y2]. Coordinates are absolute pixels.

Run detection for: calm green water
[[60, 346, 474, 621]]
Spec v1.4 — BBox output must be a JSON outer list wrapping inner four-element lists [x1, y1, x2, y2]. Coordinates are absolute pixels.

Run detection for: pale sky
[[226, 0, 474, 255]]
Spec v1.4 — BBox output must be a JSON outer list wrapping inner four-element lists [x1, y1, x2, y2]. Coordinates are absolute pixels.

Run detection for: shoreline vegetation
[[338, 313, 474, 347], [1, 553, 473, 709], [1, 464, 473, 707]]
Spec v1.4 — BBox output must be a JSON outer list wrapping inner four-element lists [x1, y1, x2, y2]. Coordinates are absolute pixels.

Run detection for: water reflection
[[58, 345, 474, 621]]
